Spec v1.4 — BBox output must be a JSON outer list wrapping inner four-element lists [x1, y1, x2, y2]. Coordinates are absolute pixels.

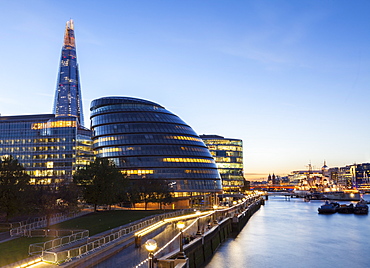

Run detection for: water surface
[[205, 196, 370, 268]]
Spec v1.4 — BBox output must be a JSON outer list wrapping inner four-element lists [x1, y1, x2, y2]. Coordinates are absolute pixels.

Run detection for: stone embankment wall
[[158, 197, 264, 268]]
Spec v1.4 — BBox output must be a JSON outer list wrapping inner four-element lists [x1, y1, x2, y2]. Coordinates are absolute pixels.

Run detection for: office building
[[0, 114, 92, 184], [200, 135, 245, 194], [53, 19, 84, 126], [0, 20, 93, 184]]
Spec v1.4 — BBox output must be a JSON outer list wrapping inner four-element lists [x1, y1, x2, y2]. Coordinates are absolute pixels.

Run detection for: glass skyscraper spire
[[53, 19, 84, 126]]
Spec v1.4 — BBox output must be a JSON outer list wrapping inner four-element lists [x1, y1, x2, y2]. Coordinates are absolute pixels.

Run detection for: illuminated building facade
[[200, 135, 245, 194], [0, 20, 93, 184], [53, 19, 84, 126], [0, 114, 93, 184], [90, 97, 222, 204]]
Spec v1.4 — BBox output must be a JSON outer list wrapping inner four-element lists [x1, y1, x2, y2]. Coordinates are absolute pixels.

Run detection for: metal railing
[[10, 210, 91, 237], [135, 195, 263, 268], [41, 209, 192, 264], [29, 229, 89, 255]]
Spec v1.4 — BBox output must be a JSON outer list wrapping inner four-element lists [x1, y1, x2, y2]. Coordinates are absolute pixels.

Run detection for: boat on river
[[318, 201, 340, 214], [336, 203, 354, 214], [354, 200, 369, 214], [294, 163, 361, 201], [317, 191, 360, 201]]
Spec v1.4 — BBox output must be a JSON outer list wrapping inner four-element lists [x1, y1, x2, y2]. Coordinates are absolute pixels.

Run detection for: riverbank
[[205, 196, 370, 268], [156, 197, 265, 268]]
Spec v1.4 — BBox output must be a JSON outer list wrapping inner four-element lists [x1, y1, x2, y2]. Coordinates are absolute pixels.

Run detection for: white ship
[[293, 162, 361, 201]]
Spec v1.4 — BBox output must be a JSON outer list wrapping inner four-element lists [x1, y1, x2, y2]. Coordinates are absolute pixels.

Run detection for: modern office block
[[0, 114, 92, 184], [200, 135, 245, 194], [0, 20, 93, 184]]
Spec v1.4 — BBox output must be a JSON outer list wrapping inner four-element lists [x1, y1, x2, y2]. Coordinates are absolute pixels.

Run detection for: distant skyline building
[[200, 135, 245, 194], [53, 19, 84, 126], [90, 97, 222, 207]]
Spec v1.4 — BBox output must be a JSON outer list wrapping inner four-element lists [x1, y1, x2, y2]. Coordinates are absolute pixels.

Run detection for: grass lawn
[[0, 210, 163, 266], [0, 236, 48, 267], [50, 210, 162, 235]]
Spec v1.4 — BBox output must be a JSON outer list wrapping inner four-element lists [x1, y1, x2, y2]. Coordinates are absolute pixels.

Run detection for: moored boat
[[354, 199, 369, 215], [318, 201, 340, 214], [336, 203, 354, 214]]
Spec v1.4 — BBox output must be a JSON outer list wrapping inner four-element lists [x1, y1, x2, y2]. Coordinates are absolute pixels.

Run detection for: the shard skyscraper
[[53, 19, 84, 126]]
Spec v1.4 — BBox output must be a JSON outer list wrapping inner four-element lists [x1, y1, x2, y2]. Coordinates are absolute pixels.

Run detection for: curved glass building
[[90, 97, 222, 198]]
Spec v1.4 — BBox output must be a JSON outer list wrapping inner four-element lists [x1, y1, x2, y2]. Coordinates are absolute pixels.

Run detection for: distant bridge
[[250, 185, 295, 191]]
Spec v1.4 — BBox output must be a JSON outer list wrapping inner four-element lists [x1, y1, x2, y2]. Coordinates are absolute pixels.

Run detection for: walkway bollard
[[135, 236, 142, 248]]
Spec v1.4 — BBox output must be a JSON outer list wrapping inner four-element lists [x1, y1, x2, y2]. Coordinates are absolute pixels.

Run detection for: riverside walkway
[[1, 194, 263, 268], [67, 195, 263, 268]]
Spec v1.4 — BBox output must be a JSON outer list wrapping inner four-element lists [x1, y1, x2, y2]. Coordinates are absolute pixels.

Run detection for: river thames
[[205, 195, 370, 268]]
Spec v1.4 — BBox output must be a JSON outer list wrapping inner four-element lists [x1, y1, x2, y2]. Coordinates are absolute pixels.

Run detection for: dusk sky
[[1, 1, 370, 180]]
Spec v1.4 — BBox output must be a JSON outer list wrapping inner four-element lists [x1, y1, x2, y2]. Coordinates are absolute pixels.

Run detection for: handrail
[[41, 209, 192, 264]]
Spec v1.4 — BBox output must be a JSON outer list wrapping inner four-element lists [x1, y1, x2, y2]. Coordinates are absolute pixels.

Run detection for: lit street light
[[176, 221, 186, 259], [213, 205, 218, 224], [196, 211, 202, 235], [145, 239, 157, 268]]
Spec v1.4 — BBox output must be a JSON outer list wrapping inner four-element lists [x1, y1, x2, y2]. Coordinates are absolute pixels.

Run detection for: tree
[[0, 155, 31, 222], [73, 158, 128, 212], [149, 180, 173, 210], [30, 185, 59, 227], [58, 181, 79, 213], [126, 179, 173, 210]]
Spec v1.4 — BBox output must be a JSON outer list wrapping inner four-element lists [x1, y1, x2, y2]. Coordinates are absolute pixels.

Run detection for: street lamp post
[[196, 211, 202, 235], [145, 239, 157, 268], [213, 205, 218, 224], [177, 221, 186, 259]]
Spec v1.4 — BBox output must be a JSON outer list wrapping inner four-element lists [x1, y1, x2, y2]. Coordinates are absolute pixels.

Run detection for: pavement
[[1, 201, 257, 268]]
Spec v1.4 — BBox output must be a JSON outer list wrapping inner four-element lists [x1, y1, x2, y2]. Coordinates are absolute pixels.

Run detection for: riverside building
[[0, 20, 93, 184], [200, 135, 245, 194], [90, 97, 222, 208], [0, 114, 92, 184]]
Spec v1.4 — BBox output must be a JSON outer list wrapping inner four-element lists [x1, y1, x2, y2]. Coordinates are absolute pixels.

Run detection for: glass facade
[[0, 20, 93, 185], [0, 114, 93, 184], [53, 19, 84, 126], [90, 97, 222, 193], [200, 135, 245, 194]]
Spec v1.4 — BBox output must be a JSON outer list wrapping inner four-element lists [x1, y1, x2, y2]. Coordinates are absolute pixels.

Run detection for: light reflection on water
[[205, 196, 370, 268]]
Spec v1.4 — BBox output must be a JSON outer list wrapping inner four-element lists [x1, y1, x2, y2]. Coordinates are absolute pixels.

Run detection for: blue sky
[[1, 0, 370, 180]]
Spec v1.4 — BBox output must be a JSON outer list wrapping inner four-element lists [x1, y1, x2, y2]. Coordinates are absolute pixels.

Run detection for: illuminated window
[[162, 158, 213, 163]]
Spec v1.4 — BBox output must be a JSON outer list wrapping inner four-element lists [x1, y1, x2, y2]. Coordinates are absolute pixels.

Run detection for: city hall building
[[90, 97, 223, 207]]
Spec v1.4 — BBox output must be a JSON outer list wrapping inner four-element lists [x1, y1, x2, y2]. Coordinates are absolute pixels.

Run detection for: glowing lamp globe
[[177, 221, 185, 230], [145, 239, 157, 252]]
